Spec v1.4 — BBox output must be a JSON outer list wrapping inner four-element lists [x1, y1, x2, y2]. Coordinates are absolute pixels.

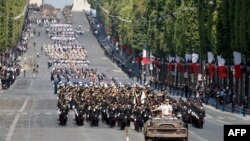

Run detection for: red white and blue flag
[[141, 49, 147, 65]]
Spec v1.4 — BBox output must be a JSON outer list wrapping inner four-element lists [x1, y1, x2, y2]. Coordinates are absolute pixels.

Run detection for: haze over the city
[[43, 0, 73, 9]]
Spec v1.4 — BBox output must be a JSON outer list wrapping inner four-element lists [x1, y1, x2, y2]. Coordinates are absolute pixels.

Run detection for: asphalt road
[[0, 11, 249, 141]]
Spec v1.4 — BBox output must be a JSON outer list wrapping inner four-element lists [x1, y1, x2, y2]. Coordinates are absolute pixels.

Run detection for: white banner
[[207, 52, 214, 63], [192, 53, 199, 63], [233, 51, 241, 65]]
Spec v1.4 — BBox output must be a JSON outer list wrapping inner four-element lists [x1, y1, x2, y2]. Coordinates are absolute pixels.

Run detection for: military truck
[[144, 118, 188, 141]]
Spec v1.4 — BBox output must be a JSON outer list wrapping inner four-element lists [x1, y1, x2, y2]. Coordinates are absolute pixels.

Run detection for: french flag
[[233, 51, 241, 78], [141, 49, 147, 65]]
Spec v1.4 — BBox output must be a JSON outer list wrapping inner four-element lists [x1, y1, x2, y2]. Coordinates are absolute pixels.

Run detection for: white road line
[[19, 98, 29, 113], [101, 57, 108, 60], [228, 117, 236, 120], [28, 79, 33, 91], [216, 119, 232, 125], [112, 69, 122, 73], [26, 101, 35, 141], [7, 113, 15, 116], [205, 114, 212, 119], [5, 114, 20, 141], [217, 116, 224, 120], [5, 97, 29, 141]]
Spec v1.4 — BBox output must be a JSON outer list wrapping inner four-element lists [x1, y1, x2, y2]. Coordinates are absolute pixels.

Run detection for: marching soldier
[[133, 106, 144, 132]]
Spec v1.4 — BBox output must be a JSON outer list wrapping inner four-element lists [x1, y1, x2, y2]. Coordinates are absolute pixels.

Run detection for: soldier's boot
[[139, 122, 143, 132]]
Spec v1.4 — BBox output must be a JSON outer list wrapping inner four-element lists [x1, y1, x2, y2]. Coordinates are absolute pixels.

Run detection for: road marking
[[243, 118, 249, 121], [44, 112, 52, 115], [205, 114, 212, 119], [216, 119, 232, 125], [5, 97, 29, 141], [217, 116, 224, 120], [28, 79, 33, 91], [101, 57, 108, 60], [112, 69, 122, 73], [19, 98, 29, 113], [228, 117, 236, 120], [7, 113, 15, 116]]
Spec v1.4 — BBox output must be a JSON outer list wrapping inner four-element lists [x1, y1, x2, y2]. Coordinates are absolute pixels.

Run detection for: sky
[[43, 0, 73, 9]]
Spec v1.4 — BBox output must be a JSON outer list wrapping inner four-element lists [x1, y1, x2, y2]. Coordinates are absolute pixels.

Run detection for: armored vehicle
[[144, 118, 188, 141]]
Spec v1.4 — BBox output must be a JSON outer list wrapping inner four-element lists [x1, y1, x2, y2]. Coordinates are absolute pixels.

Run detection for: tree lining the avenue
[[0, 0, 26, 52], [88, 0, 250, 61], [87, 0, 250, 104]]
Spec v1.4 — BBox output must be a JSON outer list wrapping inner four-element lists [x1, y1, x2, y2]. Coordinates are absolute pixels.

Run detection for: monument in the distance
[[72, 0, 90, 12], [29, 0, 43, 7]]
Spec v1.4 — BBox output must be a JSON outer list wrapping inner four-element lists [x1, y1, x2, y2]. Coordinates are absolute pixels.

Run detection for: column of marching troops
[[42, 23, 206, 131]]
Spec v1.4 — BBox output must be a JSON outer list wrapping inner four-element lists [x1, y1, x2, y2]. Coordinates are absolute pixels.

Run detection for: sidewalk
[[170, 94, 250, 120], [85, 14, 138, 79], [204, 103, 250, 120]]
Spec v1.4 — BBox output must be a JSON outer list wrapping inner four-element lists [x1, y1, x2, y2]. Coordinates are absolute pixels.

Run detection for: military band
[[56, 81, 205, 129]]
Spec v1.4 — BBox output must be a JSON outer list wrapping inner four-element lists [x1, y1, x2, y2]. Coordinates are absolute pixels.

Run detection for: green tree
[[0, 0, 26, 51], [89, 0, 250, 58]]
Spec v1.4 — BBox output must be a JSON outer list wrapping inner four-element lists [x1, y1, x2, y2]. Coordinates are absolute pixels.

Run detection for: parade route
[[0, 8, 249, 141]]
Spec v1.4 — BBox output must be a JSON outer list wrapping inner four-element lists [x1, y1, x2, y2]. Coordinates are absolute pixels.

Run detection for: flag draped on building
[[233, 51, 242, 78]]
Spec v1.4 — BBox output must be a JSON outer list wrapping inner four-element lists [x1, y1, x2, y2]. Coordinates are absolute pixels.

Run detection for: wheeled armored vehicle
[[144, 118, 188, 141]]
